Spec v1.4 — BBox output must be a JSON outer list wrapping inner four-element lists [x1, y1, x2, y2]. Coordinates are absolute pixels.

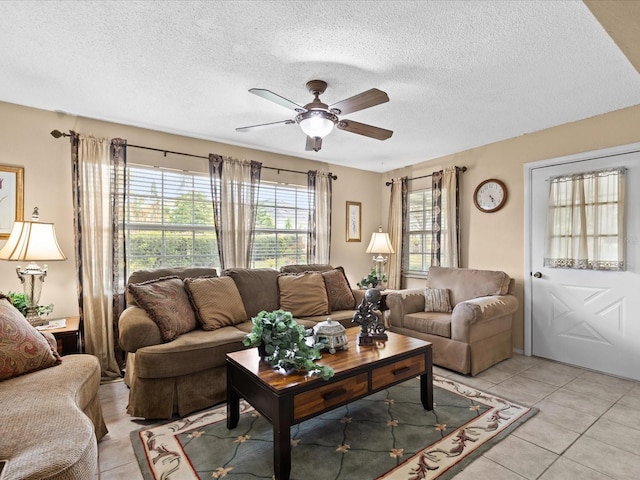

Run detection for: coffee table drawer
[[294, 373, 369, 420], [372, 354, 425, 390]]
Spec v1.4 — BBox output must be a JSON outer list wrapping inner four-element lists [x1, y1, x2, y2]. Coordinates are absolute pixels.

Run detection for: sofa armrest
[[386, 289, 425, 329], [451, 295, 518, 342], [118, 306, 163, 353]]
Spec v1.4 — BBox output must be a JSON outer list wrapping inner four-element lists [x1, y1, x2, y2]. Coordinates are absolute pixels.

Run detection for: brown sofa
[[386, 266, 518, 376], [118, 265, 364, 419]]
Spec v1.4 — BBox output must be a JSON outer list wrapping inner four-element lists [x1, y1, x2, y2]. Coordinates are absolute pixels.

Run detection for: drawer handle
[[322, 388, 347, 401], [392, 366, 412, 376]]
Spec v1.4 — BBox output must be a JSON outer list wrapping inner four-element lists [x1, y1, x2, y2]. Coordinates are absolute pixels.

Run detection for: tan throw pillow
[[278, 272, 330, 317], [0, 297, 62, 381], [424, 288, 452, 313], [128, 276, 197, 342], [184, 276, 248, 330], [322, 268, 356, 311]]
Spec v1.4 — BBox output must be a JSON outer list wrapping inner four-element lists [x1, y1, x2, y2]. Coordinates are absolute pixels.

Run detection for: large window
[[124, 165, 219, 277], [406, 188, 434, 274], [251, 181, 310, 269]]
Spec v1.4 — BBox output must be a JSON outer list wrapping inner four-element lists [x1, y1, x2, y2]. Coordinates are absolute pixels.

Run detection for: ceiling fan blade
[[305, 136, 323, 152], [329, 88, 389, 115], [249, 88, 306, 112], [337, 119, 393, 140], [236, 119, 295, 132]]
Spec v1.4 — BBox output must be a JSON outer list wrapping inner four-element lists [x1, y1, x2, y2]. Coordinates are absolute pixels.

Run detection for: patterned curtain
[[431, 167, 461, 268], [70, 133, 126, 378], [209, 154, 262, 269], [544, 167, 626, 270], [387, 176, 408, 289], [307, 170, 333, 264]]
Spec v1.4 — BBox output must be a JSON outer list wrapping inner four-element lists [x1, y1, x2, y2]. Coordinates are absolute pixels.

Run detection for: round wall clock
[[473, 179, 508, 212]]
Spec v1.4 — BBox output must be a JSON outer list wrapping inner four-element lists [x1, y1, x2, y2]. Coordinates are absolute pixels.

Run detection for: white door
[[528, 146, 640, 381]]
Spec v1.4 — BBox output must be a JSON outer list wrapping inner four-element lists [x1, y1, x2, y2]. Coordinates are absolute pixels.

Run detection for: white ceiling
[[1, 1, 639, 173]]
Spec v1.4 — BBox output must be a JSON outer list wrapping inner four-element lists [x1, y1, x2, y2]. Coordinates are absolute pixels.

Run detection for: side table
[[46, 316, 83, 355]]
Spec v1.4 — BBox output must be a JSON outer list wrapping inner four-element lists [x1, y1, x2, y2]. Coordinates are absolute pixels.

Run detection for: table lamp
[[365, 225, 395, 288], [0, 207, 66, 326]]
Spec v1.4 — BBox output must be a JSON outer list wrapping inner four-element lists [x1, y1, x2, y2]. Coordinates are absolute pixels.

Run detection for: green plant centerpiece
[[356, 268, 387, 289], [242, 310, 334, 380], [5, 291, 54, 318]]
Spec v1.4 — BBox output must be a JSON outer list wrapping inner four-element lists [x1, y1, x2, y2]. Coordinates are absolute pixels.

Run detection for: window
[[544, 167, 626, 270], [251, 181, 310, 269], [124, 165, 219, 278], [406, 188, 434, 274]]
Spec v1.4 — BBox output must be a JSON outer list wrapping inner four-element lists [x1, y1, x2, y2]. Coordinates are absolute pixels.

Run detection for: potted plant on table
[[5, 291, 54, 318], [356, 268, 387, 290], [242, 310, 334, 380]]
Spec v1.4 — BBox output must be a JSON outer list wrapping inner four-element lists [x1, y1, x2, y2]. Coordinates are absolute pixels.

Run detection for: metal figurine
[[352, 288, 388, 346]]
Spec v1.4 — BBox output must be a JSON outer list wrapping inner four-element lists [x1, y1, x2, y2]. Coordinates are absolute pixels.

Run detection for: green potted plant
[[356, 268, 387, 289], [5, 291, 54, 318], [242, 310, 334, 380]]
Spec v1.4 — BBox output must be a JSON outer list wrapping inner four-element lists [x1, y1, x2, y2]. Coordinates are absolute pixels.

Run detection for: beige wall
[[383, 104, 640, 351], [0, 101, 381, 318]]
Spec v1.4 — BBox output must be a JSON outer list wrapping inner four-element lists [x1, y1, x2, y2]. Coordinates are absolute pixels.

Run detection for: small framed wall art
[[346, 201, 361, 242], [0, 165, 24, 239]]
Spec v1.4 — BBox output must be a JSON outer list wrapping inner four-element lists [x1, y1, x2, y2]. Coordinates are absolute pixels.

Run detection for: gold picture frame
[[0, 165, 24, 239], [346, 201, 361, 242]]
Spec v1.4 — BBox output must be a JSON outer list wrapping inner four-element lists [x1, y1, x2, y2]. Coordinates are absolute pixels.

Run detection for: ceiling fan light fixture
[[296, 110, 338, 138]]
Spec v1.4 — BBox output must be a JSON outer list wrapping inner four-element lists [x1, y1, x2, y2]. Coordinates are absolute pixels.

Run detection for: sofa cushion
[[278, 272, 330, 317], [223, 268, 280, 319], [126, 267, 218, 306], [128, 276, 197, 342], [424, 288, 452, 313], [184, 276, 248, 330], [0, 297, 61, 381], [427, 266, 511, 306], [322, 268, 356, 311], [403, 311, 452, 338]]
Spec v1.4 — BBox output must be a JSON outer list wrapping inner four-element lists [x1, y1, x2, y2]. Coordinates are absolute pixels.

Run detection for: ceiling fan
[[236, 80, 393, 152]]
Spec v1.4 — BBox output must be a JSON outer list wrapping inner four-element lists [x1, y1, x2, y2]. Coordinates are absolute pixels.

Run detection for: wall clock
[[473, 179, 508, 212]]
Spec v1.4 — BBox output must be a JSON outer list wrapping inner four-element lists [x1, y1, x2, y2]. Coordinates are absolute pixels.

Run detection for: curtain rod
[[385, 166, 467, 186], [50, 129, 338, 180]]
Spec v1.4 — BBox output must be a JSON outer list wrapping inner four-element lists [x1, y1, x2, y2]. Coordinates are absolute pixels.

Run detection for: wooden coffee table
[[226, 327, 433, 480]]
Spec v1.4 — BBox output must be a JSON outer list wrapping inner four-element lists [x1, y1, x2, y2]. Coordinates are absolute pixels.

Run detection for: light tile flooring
[[98, 354, 640, 479]]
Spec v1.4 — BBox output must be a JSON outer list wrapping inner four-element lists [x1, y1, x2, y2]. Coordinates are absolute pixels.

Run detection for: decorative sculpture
[[352, 288, 388, 346]]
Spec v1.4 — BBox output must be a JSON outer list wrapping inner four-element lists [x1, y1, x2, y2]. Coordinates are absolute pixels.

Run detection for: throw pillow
[[322, 268, 356, 311], [0, 297, 61, 381], [128, 276, 197, 342], [184, 276, 248, 330], [424, 288, 452, 313], [278, 272, 330, 317]]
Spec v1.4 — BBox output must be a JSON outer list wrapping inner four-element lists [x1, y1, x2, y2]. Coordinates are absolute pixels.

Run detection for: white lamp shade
[[366, 231, 395, 255], [0, 221, 66, 261], [298, 111, 336, 138]]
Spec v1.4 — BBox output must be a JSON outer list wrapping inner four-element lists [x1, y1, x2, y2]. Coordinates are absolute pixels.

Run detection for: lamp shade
[[0, 221, 66, 262], [296, 110, 337, 138], [366, 231, 395, 255]]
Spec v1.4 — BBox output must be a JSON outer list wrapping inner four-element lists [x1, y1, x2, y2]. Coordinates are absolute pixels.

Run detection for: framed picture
[[0, 165, 24, 239], [346, 201, 361, 242]]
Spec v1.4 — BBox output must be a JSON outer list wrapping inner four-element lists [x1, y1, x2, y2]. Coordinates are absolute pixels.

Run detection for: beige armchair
[[386, 266, 518, 375]]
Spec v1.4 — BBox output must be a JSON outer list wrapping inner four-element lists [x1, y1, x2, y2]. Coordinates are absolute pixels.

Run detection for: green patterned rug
[[131, 375, 536, 479]]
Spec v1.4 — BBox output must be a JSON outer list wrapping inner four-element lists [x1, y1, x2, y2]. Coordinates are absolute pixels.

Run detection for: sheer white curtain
[[307, 170, 333, 264], [439, 167, 460, 268], [71, 134, 123, 378], [387, 177, 407, 289], [209, 155, 262, 269], [544, 167, 626, 270]]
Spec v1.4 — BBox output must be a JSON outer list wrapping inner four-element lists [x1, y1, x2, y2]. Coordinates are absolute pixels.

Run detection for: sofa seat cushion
[[403, 312, 452, 338], [0, 298, 61, 381], [224, 268, 280, 319], [185, 276, 248, 330], [278, 272, 330, 317], [133, 326, 247, 379], [427, 266, 511, 306]]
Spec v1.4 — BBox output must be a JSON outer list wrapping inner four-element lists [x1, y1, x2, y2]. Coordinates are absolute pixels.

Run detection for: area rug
[[131, 375, 537, 480]]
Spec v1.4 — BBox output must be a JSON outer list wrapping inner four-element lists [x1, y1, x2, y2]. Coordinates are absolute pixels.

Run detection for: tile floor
[[97, 354, 640, 479]]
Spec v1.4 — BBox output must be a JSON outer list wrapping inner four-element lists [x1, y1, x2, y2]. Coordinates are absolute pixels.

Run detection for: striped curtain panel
[[431, 167, 461, 268], [387, 176, 408, 289], [307, 170, 333, 264]]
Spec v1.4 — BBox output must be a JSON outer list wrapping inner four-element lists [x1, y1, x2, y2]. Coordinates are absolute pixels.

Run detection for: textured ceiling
[[1, 0, 639, 172]]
